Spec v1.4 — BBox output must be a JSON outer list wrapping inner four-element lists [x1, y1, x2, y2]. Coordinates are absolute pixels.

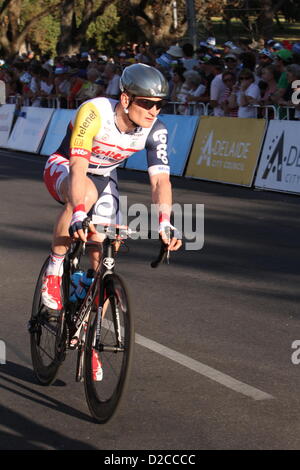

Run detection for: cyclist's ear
[[120, 92, 131, 111]]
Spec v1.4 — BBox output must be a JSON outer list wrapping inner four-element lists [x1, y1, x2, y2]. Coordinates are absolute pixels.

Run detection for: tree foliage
[[0, 0, 63, 58], [0, 0, 299, 60]]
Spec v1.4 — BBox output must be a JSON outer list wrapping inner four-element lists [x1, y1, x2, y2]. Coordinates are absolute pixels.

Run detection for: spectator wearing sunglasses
[[220, 71, 238, 117], [224, 54, 240, 74], [228, 69, 260, 118]]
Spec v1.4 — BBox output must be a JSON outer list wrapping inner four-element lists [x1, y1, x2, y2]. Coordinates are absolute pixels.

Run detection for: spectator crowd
[[0, 37, 300, 119]]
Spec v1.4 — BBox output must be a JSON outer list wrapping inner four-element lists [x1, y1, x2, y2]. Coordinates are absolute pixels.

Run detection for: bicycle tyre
[[84, 273, 134, 423], [29, 258, 67, 385]]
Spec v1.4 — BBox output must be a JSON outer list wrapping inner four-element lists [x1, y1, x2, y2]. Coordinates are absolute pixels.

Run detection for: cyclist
[[42, 63, 182, 313]]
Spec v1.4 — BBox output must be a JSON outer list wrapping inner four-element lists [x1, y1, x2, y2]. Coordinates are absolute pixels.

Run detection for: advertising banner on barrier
[[41, 109, 76, 156], [124, 114, 199, 176], [6, 107, 54, 153], [255, 120, 300, 195], [0, 104, 15, 147], [185, 116, 266, 186]]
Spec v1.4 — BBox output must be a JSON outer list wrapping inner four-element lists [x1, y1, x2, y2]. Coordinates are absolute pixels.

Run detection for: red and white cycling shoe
[[41, 274, 63, 311]]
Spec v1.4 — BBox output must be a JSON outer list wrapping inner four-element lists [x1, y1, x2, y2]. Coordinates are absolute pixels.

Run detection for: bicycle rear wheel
[[29, 258, 67, 385], [84, 273, 134, 423]]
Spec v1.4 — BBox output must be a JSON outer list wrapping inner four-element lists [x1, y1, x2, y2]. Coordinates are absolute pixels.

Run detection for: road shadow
[[0, 361, 97, 449]]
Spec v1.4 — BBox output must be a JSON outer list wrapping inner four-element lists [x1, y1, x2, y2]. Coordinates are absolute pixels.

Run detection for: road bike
[[28, 218, 168, 423]]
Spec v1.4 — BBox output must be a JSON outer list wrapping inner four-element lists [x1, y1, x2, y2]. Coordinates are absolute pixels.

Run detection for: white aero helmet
[[120, 63, 169, 98]]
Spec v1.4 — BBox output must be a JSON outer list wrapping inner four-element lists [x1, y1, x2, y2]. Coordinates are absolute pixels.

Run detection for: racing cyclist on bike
[[41, 63, 182, 313]]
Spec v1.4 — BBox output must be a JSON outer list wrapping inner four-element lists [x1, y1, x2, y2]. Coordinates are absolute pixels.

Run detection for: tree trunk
[[257, 0, 286, 39], [56, 0, 75, 55], [56, 0, 113, 56]]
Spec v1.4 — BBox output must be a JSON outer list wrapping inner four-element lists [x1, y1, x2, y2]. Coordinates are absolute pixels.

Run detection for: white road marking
[[135, 333, 274, 401]]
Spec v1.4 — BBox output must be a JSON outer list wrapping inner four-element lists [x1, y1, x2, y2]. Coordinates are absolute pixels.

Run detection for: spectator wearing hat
[[155, 45, 183, 72], [256, 49, 274, 77], [272, 49, 294, 104], [196, 42, 210, 62], [204, 37, 218, 56], [116, 51, 131, 67], [272, 42, 284, 52], [223, 41, 237, 55], [166, 45, 183, 58], [224, 53, 240, 74], [53, 66, 72, 107]]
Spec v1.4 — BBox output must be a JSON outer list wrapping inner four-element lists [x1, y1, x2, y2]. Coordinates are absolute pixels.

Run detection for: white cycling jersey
[[55, 97, 170, 178]]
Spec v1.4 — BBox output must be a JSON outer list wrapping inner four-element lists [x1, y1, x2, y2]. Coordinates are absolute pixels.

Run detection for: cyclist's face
[[129, 96, 164, 127]]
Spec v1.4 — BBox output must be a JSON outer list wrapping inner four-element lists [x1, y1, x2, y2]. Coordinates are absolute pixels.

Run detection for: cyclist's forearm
[[69, 158, 89, 209], [151, 177, 173, 220]]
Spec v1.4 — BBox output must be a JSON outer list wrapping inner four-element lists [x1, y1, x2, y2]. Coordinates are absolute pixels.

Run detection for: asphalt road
[[1, 149, 300, 451]]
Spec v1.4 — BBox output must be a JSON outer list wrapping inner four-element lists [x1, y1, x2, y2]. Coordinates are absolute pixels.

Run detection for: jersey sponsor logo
[[74, 138, 84, 146], [71, 147, 90, 157], [148, 164, 170, 176], [153, 128, 168, 165], [76, 109, 97, 138], [90, 151, 128, 166], [92, 146, 131, 160]]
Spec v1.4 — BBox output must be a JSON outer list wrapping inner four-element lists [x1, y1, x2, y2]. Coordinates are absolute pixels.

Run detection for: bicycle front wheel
[[29, 258, 66, 385], [84, 274, 134, 423]]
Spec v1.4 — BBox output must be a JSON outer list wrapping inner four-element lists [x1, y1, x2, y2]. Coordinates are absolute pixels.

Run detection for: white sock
[[46, 252, 65, 277]]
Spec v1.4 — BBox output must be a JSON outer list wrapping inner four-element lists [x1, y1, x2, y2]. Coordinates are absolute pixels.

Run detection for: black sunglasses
[[133, 98, 167, 110]]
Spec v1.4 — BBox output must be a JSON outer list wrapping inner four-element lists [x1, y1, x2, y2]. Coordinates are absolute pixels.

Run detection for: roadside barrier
[[1, 103, 300, 195], [185, 116, 267, 187], [255, 120, 300, 195]]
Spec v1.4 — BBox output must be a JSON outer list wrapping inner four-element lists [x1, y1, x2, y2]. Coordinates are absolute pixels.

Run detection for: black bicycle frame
[[94, 234, 124, 353]]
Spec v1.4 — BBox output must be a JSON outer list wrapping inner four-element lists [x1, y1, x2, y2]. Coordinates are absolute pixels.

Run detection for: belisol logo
[[261, 131, 300, 185]]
